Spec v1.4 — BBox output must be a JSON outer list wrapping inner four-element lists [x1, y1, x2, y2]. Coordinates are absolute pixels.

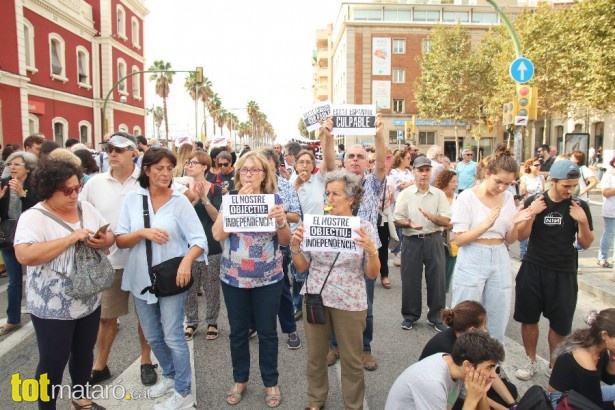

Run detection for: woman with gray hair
[[0, 151, 38, 336], [290, 169, 380, 410]]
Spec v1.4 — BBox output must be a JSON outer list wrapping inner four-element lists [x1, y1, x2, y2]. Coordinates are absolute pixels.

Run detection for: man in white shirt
[[80, 133, 158, 386]]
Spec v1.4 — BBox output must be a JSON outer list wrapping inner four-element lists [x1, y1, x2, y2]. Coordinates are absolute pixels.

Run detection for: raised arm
[[320, 116, 336, 175], [373, 113, 386, 182]]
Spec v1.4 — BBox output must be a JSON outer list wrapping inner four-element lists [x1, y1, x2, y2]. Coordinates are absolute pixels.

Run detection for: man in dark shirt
[[514, 160, 594, 381], [538, 144, 555, 177], [206, 151, 234, 194]]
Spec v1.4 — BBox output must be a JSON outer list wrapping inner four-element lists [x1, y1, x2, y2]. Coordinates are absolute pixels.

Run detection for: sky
[[143, 0, 348, 144]]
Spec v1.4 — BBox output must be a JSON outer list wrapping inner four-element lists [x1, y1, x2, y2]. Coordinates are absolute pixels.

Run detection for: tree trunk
[[163, 97, 169, 145], [454, 123, 460, 162]]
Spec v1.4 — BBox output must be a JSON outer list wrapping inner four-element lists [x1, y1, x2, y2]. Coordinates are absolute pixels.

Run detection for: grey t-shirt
[[385, 353, 462, 410]]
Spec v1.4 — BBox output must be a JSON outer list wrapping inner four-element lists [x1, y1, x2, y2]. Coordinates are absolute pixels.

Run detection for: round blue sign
[[509, 57, 535, 84]]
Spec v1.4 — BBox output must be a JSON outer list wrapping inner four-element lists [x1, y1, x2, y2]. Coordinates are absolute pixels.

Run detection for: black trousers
[[31, 307, 101, 409], [400, 234, 445, 323], [377, 224, 390, 278]]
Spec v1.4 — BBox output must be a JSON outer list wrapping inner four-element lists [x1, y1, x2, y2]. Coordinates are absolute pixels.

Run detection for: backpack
[[555, 390, 602, 410], [517, 385, 552, 410]]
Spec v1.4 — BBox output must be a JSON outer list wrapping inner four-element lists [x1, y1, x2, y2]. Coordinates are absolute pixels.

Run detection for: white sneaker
[[154, 391, 195, 410], [393, 253, 401, 267], [148, 377, 175, 398], [514, 356, 538, 381]]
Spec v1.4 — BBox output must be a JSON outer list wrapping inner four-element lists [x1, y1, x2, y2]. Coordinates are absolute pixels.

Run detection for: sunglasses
[[218, 162, 230, 167], [464, 154, 473, 156], [104, 145, 131, 154], [346, 153, 366, 160], [58, 184, 83, 196]]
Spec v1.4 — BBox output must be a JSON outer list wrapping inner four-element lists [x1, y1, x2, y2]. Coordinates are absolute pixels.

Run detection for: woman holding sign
[[212, 151, 291, 408], [290, 170, 380, 410]]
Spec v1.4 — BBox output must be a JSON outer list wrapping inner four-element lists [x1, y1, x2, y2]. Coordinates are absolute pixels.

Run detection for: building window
[[393, 68, 405, 84], [117, 59, 127, 93], [76, 47, 90, 87], [393, 99, 404, 114], [118, 124, 128, 132], [133, 126, 142, 136], [49, 34, 66, 81], [414, 9, 440, 22], [384, 9, 411, 22], [471, 12, 498, 24], [393, 39, 406, 54], [419, 131, 436, 145], [116, 5, 126, 39], [24, 19, 36, 71], [443, 11, 469, 23], [131, 17, 140, 48], [422, 39, 432, 54], [28, 114, 39, 135], [354, 9, 381, 21], [132, 66, 141, 98], [52, 117, 68, 145], [78, 121, 91, 144]]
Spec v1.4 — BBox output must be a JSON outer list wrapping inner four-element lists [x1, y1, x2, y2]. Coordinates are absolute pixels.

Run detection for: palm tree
[[226, 113, 239, 139], [199, 77, 213, 137], [207, 93, 222, 136], [148, 60, 174, 143], [184, 72, 201, 140], [216, 109, 228, 137], [238, 121, 251, 146], [153, 106, 164, 140], [246, 100, 260, 146]]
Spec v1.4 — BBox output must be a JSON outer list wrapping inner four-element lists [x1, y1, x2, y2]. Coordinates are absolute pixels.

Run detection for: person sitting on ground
[[420, 300, 518, 410], [548, 308, 615, 409], [386, 330, 505, 410]]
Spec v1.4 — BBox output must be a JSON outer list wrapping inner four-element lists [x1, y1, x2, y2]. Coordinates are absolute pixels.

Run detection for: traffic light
[[516, 85, 538, 120], [502, 101, 517, 126], [195, 66, 203, 84], [405, 115, 416, 140]]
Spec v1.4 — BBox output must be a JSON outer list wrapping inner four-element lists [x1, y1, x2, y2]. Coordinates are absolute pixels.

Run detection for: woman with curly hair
[[549, 308, 615, 408], [451, 146, 533, 344]]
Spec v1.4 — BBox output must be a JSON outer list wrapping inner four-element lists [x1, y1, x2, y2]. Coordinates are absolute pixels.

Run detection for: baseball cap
[[413, 156, 432, 168], [549, 159, 580, 180]]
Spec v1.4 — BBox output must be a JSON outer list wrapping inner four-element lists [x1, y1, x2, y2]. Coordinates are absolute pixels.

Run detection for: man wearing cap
[[394, 156, 452, 332], [513, 159, 594, 381], [80, 132, 159, 386]]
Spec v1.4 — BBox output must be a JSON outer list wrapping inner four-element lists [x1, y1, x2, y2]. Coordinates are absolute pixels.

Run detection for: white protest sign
[[331, 104, 376, 136], [302, 101, 331, 132], [302, 214, 361, 254], [222, 194, 276, 232]]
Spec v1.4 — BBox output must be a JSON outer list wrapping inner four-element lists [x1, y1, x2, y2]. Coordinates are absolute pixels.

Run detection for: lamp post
[[101, 67, 202, 143]]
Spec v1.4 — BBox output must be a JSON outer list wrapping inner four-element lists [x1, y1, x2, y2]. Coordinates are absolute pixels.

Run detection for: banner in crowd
[[332, 104, 377, 136], [287, 136, 323, 168], [302, 214, 360, 254], [222, 194, 276, 232], [302, 101, 331, 132]]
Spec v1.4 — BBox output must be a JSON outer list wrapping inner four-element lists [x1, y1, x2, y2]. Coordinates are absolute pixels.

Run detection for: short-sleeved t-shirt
[[385, 353, 462, 410], [300, 219, 378, 311], [15, 202, 108, 320], [523, 191, 593, 272], [452, 189, 515, 239], [419, 327, 457, 360], [602, 172, 615, 218]]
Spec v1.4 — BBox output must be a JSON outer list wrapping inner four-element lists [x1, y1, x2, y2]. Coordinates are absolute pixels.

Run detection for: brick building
[[0, 0, 147, 148]]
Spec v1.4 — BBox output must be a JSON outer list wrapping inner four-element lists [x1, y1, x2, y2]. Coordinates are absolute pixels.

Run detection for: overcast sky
[[143, 0, 348, 143]]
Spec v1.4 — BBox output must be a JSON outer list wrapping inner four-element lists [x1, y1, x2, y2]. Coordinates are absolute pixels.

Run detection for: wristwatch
[[203, 200, 211, 207]]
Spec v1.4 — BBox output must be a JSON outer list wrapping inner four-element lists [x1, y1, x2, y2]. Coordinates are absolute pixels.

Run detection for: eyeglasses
[[239, 167, 263, 175], [297, 160, 313, 166], [58, 184, 83, 196], [105, 145, 131, 154], [185, 160, 201, 167], [346, 153, 366, 160], [464, 154, 473, 156], [218, 162, 230, 167], [7, 162, 25, 167], [532, 163, 541, 167]]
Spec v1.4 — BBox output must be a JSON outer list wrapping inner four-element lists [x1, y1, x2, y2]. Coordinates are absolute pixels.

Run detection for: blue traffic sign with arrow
[[509, 57, 534, 84]]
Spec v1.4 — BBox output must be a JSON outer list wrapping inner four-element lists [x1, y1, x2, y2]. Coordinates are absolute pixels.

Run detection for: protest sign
[[302, 101, 331, 132], [331, 105, 376, 136], [222, 194, 275, 232], [302, 214, 361, 253]]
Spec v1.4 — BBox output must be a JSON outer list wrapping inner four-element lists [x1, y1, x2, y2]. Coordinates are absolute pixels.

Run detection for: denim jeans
[[451, 243, 512, 345], [331, 275, 374, 352], [222, 280, 282, 387], [134, 293, 191, 395], [290, 262, 305, 313], [2, 247, 23, 324], [599, 217, 615, 261], [519, 238, 528, 261], [278, 246, 296, 334]]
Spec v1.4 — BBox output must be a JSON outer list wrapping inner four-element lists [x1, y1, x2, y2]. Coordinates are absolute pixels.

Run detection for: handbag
[[139, 195, 193, 297], [555, 390, 602, 410], [34, 205, 114, 298], [304, 253, 339, 325], [0, 219, 18, 249]]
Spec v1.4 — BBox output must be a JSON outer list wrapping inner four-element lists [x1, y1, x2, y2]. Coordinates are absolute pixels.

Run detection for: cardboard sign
[[331, 105, 376, 136], [302, 214, 361, 253], [302, 101, 331, 132], [222, 194, 276, 232]]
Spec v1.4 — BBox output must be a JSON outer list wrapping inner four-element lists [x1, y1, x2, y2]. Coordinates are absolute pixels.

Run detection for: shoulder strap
[[142, 195, 152, 272], [33, 203, 83, 232], [306, 252, 340, 295]]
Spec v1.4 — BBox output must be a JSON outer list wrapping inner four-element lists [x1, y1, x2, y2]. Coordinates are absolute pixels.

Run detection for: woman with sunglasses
[[212, 151, 290, 408], [0, 152, 39, 337], [183, 151, 223, 341], [14, 160, 115, 410]]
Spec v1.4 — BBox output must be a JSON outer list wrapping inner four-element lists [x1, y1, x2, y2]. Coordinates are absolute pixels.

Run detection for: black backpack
[[517, 385, 552, 410]]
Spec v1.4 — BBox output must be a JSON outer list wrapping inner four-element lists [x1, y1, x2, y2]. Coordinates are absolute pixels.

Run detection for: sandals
[[0, 323, 22, 336], [71, 400, 106, 410], [206, 324, 218, 341], [598, 260, 613, 268], [381, 277, 392, 289], [184, 325, 197, 341], [265, 386, 282, 408], [226, 383, 247, 405]]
